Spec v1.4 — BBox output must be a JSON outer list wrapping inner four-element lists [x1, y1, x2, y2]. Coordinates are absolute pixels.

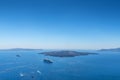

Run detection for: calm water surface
[[0, 50, 120, 80]]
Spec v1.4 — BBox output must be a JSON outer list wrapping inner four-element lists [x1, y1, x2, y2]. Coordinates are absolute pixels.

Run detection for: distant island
[[0, 48, 43, 51], [39, 51, 97, 57], [99, 48, 120, 52]]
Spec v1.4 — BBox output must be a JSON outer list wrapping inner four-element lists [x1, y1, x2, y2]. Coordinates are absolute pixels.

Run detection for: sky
[[0, 0, 120, 49]]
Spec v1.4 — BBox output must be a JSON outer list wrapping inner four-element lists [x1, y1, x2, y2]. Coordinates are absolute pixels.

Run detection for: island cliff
[[39, 51, 97, 57]]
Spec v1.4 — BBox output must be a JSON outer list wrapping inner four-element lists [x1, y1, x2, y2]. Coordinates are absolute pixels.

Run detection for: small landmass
[[16, 54, 21, 57], [99, 48, 120, 52], [39, 51, 97, 57], [43, 58, 53, 63]]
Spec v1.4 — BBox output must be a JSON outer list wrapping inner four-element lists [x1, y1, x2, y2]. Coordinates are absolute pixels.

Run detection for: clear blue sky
[[0, 0, 120, 49]]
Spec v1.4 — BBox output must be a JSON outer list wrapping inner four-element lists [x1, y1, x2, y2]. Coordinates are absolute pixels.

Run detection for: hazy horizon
[[0, 0, 120, 49], [0, 47, 119, 50]]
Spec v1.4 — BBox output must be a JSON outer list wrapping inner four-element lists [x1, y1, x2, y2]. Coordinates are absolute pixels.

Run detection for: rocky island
[[43, 58, 53, 63], [39, 51, 97, 57], [99, 48, 120, 52]]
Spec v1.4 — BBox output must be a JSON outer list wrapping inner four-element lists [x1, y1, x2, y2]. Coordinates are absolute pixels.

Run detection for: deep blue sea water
[[0, 50, 120, 80]]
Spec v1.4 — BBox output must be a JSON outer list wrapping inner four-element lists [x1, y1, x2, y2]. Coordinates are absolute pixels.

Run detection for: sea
[[0, 50, 120, 80]]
